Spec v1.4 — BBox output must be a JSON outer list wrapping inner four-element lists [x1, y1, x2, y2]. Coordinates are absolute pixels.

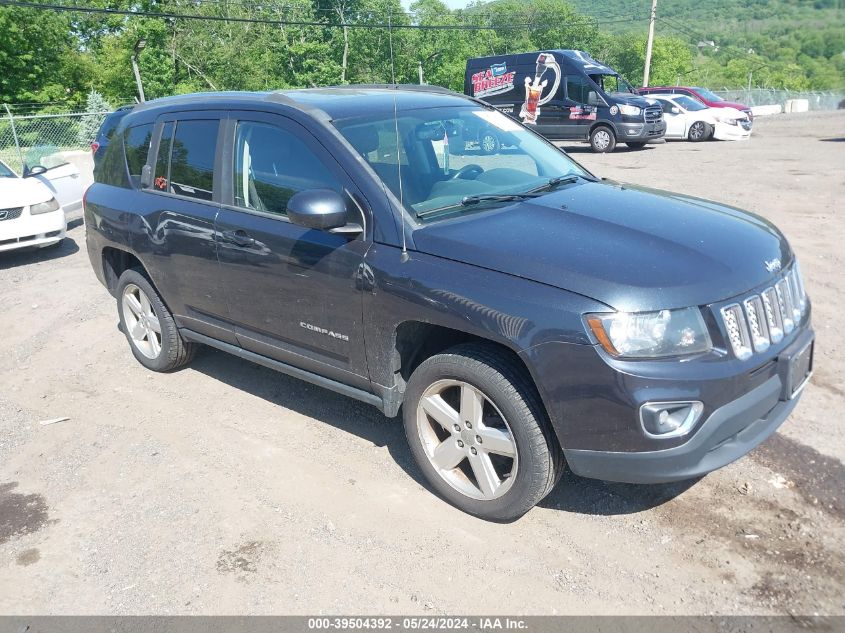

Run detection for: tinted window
[[97, 135, 130, 187], [97, 109, 131, 142], [566, 76, 591, 104], [153, 122, 173, 192], [166, 120, 218, 200], [658, 99, 674, 114], [124, 123, 153, 188], [233, 121, 341, 216]]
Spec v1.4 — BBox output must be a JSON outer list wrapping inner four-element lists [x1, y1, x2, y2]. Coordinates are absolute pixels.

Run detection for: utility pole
[[132, 39, 147, 102], [642, 0, 658, 87]]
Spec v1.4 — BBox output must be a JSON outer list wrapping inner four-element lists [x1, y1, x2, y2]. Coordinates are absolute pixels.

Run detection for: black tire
[[589, 125, 616, 153], [688, 121, 712, 142], [479, 130, 500, 155], [403, 343, 563, 521], [116, 268, 197, 372], [626, 142, 647, 150]]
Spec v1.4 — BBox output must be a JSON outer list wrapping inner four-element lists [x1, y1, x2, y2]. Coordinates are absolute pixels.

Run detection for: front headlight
[[586, 307, 712, 358], [619, 104, 641, 116], [30, 198, 60, 215], [715, 115, 738, 126]]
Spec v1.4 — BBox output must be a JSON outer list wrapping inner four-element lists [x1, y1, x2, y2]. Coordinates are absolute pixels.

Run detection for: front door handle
[[221, 229, 255, 247]]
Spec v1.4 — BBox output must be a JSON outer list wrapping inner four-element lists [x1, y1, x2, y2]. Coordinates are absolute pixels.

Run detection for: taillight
[[91, 141, 100, 154]]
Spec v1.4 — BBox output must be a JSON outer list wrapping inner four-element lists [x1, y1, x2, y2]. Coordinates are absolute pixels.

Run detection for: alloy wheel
[[122, 283, 162, 359], [690, 122, 705, 140], [416, 379, 518, 500]]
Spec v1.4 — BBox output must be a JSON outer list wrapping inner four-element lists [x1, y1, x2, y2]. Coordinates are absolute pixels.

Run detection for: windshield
[[590, 73, 636, 95], [674, 95, 707, 111], [0, 161, 17, 178], [693, 87, 723, 102], [334, 105, 590, 220]]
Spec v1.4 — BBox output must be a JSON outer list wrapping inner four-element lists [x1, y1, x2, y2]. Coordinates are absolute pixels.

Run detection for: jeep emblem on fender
[[765, 258, 782, 273]]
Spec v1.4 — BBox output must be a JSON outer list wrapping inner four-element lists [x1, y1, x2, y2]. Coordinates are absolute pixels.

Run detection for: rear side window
[[154, 122, 174, 192], [233, 121, 340, 216], [124, 123, 153, 188], [96, 133, 129, 187], [153, 119, 218, 201]]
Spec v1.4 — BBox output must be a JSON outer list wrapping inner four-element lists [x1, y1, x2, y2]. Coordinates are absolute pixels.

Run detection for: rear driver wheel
[[403, 343, 563, 521], [116, 268, 196, 372]]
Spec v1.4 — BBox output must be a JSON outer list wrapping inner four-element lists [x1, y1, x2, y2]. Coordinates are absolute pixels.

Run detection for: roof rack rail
[[340, 83, 457, 95]]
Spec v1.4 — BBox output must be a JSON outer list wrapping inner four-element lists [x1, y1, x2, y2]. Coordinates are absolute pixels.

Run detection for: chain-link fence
[[0, 108, 110, 175], [711, 88, 845, 112]]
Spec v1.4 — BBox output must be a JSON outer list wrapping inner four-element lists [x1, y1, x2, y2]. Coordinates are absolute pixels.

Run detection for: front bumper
[[713, 121, 751, 141], [565, 371, 801, 483], [0, 207, 66, 252], [617, 120, 666, 141]]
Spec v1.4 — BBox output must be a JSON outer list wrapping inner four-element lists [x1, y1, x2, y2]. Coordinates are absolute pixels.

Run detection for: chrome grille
[[0, 207, 23, 221], [720, 266, 807, 359], [644, 105, 663, 123]]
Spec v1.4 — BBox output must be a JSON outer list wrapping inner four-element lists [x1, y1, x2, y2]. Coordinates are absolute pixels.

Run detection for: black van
[[464, 50, 665, 152]]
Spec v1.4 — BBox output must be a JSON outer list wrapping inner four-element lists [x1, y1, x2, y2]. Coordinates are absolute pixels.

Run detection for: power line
[[0, 0, 645, 30]]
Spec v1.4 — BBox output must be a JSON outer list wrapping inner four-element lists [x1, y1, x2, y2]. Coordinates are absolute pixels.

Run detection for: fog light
[[640, 401, 704, 439]]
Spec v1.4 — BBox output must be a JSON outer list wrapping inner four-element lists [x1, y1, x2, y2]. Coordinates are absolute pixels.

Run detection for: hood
[[711, 106, 747, 121], [613, 94, 653, 109], [714, 100, 750, 112], [412, 181, 791, 312], [0, 175, 53, 208]]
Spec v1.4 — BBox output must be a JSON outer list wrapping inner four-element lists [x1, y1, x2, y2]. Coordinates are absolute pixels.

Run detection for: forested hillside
[[0, 0, 841, 112], [568, 0, 845, 89]]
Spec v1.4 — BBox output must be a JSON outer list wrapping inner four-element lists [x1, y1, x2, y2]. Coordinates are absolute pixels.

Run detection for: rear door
[[213, 112, 371, 389], [132, 113, 236, 344]]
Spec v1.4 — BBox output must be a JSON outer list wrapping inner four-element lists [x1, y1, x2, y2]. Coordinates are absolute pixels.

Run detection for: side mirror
[[140, 164, 152, 188], [24, 165, 48, 177], [671, 106, 680, 114], [587, 91, 600, 106], [287, 189, 349, 231]]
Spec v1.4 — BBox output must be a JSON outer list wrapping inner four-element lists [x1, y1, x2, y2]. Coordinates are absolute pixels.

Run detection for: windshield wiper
[[460, 192, 543, 206], [417, 192, 544, 216], [530, 173, 596, 193]]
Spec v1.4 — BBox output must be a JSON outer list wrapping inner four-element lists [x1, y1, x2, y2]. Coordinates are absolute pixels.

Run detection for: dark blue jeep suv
[[84, 86, 813, 520]]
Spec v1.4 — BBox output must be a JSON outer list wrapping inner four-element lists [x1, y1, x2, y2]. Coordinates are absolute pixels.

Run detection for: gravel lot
[[0, 111, 843, 615]]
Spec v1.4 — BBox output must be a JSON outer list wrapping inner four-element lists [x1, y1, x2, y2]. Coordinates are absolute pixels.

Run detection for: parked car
[[649, 94, 752, 141], [91, 104, 134, 170], [465, 50, 665, 152], [0, 158, 69, 252], [639, 86, 753, 122], [85, 86, 813, 521]]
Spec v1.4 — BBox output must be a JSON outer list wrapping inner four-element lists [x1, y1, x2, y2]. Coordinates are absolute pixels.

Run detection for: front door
[[659, 100, 687, 138], [33, 163, 83, 213], [561, 75, 598, 139], [214, 113, 371, 389]]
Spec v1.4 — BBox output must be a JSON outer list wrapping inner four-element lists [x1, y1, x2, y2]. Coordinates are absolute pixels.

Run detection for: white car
[[649, 94, 752, 142], [0, 156, 82, 253]]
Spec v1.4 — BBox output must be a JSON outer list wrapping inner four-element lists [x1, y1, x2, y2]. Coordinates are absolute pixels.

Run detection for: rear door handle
[[221, 229, 255, 247]]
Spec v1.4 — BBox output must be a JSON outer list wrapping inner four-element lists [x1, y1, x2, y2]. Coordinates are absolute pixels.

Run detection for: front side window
[[565, 75, 592, 104], [334, 105, 591, 221], [590, 73, 635, 95], [233, 121, 341, 216], [124, 123, 153, 188], [674, 95, 707, 112]]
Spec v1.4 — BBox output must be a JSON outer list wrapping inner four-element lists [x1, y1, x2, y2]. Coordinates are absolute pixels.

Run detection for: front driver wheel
[[116, 268, 197, 372], [589, 126, 616, 153], [688, 121, 712, 142], [403, 343, 562, 521]]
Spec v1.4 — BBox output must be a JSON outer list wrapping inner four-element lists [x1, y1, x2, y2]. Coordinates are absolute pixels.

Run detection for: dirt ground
[[0, 111, 843, 615]]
